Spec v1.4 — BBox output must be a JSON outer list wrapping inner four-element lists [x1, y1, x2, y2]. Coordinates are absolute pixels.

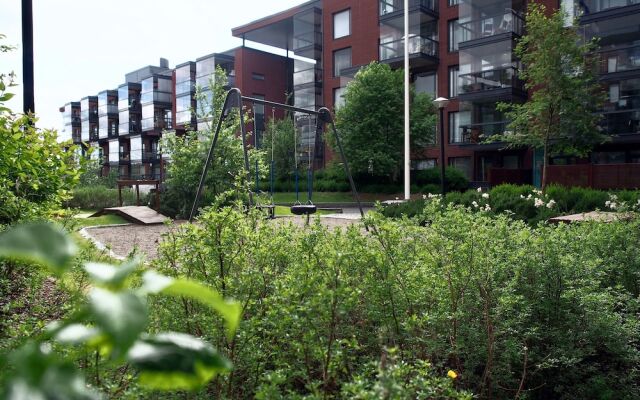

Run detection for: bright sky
[[1, 0, 306, 131]]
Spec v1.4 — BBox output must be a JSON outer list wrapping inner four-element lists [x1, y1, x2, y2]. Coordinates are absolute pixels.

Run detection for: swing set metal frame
[[189, 88, 365, 222]]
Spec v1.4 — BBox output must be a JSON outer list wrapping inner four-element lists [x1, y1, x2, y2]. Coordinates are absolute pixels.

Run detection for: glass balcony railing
[[142, 118, 173, 131], [119, 122, 141, 135], [580, 0, 639, 14], [379, 0, 437, 16], [458, 10, 524, 42], [293, 68, 323, 87], [604, 93, 640, 112], [98, 104, 119, 116], [380, 35, 438, 61], [600, 110, 640, 135], [175, 81, 195, 96], [453, 121, 510, 144], [459, 67, 524, 95], [293, 32, 322, 51], [142, 151, 160, 162], [599, 45, 640, 74], [141, 92, 172, 104]]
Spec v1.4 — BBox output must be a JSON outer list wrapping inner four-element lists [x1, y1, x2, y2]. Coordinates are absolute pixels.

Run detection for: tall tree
[[496, 3, 606, 190], [335, 62, 436, 182]]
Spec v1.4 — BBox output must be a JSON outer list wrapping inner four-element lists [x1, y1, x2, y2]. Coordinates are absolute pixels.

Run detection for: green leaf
[[3, 343, 102, 400], [88, 288, 147, 358], [84, 258, 140, 289], [0, 223, 77, 275], [127, 332, 231, 391], [141, 271, 241, 338], [54, 324, 101, 346]]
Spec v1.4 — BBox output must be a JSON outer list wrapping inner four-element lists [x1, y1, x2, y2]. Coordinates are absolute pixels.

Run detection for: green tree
[[262, 113, 298, 182], [335, 62, 436, 182], [0, 34, 83, 224], [496, 4, 606, 190], [160, 66, 264, 217]]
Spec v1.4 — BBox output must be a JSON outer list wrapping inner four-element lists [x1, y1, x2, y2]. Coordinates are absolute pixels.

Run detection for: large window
[[448, 20, 461, 52], [415, 73, 437, 97], [449, 66, 459, 98], [448, 157, 472, 180], [333, 47, 352, 77], [448, 110, 471, 143], [333, 9, 351, 39]]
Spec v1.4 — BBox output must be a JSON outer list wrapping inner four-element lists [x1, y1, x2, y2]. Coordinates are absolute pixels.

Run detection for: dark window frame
[[333, 47, 352, 77], [333, 8, 352, 40]]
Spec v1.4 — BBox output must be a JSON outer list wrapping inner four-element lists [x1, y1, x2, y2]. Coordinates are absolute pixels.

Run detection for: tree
[[0, 34, 83, 224], [262, 113, 298, 182], [160, 66, 264, 217], [335, 62, 436, 182], [496, 4, 606, 191]]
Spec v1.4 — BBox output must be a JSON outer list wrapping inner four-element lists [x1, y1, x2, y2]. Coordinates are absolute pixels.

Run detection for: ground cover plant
[[146, 199, 640, 399]]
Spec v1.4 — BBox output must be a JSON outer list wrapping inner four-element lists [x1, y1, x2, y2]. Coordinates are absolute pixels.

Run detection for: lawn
[[71, 210, 128, 229], [260, 192, 397, 204]]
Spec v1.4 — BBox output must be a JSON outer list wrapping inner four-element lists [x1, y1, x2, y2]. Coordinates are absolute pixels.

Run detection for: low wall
[[547, 163, 640, 189]]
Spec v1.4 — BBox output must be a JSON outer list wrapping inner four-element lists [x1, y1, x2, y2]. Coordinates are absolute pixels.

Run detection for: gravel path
[[84, 216, 361, 260]]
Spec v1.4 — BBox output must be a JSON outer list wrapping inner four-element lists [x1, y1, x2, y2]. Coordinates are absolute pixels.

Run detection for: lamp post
[[433, 97, 449, 196], [403, 0, 410, 200], [22, 0, 35, 114]]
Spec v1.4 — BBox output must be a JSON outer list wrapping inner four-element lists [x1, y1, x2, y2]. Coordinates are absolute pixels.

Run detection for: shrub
[[64, 186, 139, 210]]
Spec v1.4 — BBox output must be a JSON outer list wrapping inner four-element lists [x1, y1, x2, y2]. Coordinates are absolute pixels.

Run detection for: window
[[333, 9, 351, 39], [333, 47, 352, 77], [415, 73, 437, 97], [449, 66, 459, 98], [448, 20, 461, 52], [334, 87, 347, 109], [449, 112, 463, 143], [252, 73, 265, 81], [413, 159, 437, 170], [448, 157, 472, 180], [448, 0, 459, 5]]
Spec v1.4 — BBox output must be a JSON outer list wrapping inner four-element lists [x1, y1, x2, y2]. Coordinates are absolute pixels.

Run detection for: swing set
[[188, 88, 365, 222]]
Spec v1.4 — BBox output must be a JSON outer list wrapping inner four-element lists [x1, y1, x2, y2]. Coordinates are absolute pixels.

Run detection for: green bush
[[149, 203, 640, 399], [414, 167, 469, 192], [64, 186, 139, 210]]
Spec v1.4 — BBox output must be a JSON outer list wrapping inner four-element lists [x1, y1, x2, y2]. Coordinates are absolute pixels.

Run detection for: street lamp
[[433, 97, 449, 196]]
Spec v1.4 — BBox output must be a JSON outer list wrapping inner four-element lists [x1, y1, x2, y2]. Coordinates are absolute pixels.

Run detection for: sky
[[1, 0, 306, 131]]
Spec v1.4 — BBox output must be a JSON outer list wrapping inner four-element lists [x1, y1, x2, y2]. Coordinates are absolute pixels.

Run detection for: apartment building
[[62, 48, 288, 180], [61, 0, 640, 188]]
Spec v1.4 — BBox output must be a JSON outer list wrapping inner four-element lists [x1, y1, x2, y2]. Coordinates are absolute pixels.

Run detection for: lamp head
[[433, 97, 450, 109]]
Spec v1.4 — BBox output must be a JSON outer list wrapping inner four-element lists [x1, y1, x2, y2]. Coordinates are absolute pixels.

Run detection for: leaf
[[127, 332, 231, 390], [0, 223, 77, 275], [88, 288, 147, 358], [3, 343, 102, 400], [141, 271, 241, 337], [54, 324, 101, 345], [83, 258, 140, 289]]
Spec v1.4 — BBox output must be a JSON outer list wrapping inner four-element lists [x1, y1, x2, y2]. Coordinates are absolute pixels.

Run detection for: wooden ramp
[[91, 206, 170, 225], [548, 211, 635, 224]]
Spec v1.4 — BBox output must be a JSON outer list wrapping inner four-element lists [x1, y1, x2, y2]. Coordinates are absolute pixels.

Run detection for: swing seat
[[290, 204, 317, 215]]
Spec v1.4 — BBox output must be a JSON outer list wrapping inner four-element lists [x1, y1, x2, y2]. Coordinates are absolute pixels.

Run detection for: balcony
[[142, 151, 160, 163], [98, 104, 119, 116], [293, 31, 322, 52], [71, 116, 81, 125], [580, 0, 640, 15], [379, 0, 438, 23], [293, 67, 323, 88], [175, 81, 195, 96], [458, 67, 526, 100], [453, 121, 510, 144], [600, 109, 640, 135], [141, 117, 173, 132], [599, 45, 640, 75], [380, 35, 438, 69], [72, 132, 82, 143], [458, 11, 524, 47], [119, 151, 131, 163], [90, 130, 99, 141]]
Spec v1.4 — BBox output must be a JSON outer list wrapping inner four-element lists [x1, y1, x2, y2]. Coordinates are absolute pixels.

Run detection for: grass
[[73, 214, 128, 229], [262, 192, 393, 204]]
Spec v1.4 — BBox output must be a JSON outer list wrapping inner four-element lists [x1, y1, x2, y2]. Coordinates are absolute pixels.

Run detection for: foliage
[[160, 66, 264, 218], [77, 158, 118, 189], [0, 222, 241, 398], [64, 186, 138, 210], [414, 167, 469, 193], [381, 184, 640, 224], [150, 201, 640, 399], [495, 4, 606, 190], [335, 62, 437, 183], [263, 114, 298, 182], [0, 37, 84, 225]]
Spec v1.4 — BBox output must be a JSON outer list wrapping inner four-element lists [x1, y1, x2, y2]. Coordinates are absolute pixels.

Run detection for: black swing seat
[[290, 204, 317, 215]]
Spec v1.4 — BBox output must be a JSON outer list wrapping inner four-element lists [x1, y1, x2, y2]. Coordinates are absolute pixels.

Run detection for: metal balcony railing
[[380, 35, 438, 61], [458, 10, 524, 42], [142, 151, 160, 162], [600, 110, 640, 135], [599, 44, 640, 74], [459, 66, 524, 95], [379, 0, 437, 16]]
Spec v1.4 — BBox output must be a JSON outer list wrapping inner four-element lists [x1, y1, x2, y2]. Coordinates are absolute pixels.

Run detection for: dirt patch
[[84, 217, 360, 260]]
